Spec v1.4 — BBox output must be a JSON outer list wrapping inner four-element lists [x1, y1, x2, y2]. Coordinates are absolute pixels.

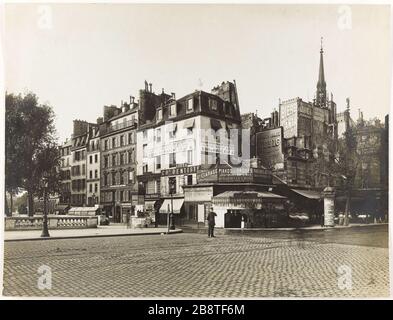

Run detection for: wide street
[[2, 225, 389, 298]]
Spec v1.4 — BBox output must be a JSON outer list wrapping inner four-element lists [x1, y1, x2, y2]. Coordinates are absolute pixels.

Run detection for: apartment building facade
[[99, 99, 139, 222], [86, 126, 100, 206]]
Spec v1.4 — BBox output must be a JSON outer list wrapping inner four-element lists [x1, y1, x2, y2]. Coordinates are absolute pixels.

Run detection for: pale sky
[[3, 4, 391, 142]]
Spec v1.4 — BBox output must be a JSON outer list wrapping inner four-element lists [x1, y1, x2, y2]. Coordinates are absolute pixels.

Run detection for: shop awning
[[291, 189, 321, 199], [183, 118, 195, 128], [213, 191, 285, 207], [210, 119, 222, 130], [159, 198, 184, 214], [214, 191, 285, 199]]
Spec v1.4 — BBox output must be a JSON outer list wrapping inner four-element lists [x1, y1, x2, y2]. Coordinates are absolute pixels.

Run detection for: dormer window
[[209, 98, 218, 111], [186, 98, 194, 113], [157, 108, 163, 121], [169, 103, 177, 117]]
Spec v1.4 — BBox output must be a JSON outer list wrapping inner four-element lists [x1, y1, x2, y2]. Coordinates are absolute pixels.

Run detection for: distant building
[[59, 139, 72, 206], [86, 125, 100, 206], [349, 117, 388, 217], [70, 121, 88, 206], [99, 99, 139, 222]]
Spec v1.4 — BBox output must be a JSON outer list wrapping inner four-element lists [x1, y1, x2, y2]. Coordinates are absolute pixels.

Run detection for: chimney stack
[[171, 92, 176, 100], [130, 96, 135, 104], [149, 83, 152, 92]]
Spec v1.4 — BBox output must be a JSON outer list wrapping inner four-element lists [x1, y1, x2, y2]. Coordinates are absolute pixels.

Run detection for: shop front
[[159, 197, 185, 227], [212, 191, 287, 228]]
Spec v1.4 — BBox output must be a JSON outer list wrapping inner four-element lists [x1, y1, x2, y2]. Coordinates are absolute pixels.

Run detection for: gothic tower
[[316, 38, 327, 108]]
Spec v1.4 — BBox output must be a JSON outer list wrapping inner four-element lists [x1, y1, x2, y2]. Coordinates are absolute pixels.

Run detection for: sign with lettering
[[161, 165, 201, 177], [196, 167, 272, 184], [256, 128, 284, 168]]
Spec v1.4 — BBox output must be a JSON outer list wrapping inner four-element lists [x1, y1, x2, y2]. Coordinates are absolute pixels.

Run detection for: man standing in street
[[207, 209, 217, 238]]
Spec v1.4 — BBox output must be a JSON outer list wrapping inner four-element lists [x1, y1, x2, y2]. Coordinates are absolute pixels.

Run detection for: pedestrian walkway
[[4, 225, 182, 241]]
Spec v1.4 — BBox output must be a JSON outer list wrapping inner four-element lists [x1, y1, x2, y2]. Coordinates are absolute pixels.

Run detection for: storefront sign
[[197, 167, 272, 184], [161, 165, 201, 176]]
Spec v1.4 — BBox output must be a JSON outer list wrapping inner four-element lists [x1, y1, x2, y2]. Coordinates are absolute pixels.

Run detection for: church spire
[[316, 37, 327, 108]]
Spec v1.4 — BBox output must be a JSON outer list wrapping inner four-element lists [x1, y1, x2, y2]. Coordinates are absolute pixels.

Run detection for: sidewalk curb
[[225, 223, 389, 232], [181, 223, 388, 234], [4, 229, 183, 242]]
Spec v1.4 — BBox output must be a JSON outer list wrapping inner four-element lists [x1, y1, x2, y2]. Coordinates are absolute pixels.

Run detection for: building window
[[143, 130, 148, 140], [209, 98, 218, 111], [104, 174, 108, 186], [156, 179, 161, 194], [169, 153, 176, 168], [156, 128, 161, 143], [120, 153, 124, 165], [89, 170, 93, 179], [157, 109, 163, 121], [129, 170, 134, 184], [128, 132, 133, 144], [143, 144, 148, 158], [95, 169, 98, 178], [186, 175, 193, 185], [187, 98, 193, 112], [89, 183, 93, 193], [169, 103, 176, 117], [187, 150, 193, 164], [104, 156, 108, 168], [89, 155, 93, 164], [120, 171, 124, 185], [128, 151, 133, 163], [104, 140, 108, 150], [147, 180, 155, 194], [120, 135, 124, 146], [168, 177, 176, 194], [156, 156, 161, 170], [112, 137, 116, 149], [120, 191, 124, 202], [112, 154, 117, 167], [95, 154, 98, 163], [82, 164, 85, 175]]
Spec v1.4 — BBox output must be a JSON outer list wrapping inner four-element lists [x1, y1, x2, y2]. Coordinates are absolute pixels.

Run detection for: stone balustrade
[[5, 215, 98, 231]]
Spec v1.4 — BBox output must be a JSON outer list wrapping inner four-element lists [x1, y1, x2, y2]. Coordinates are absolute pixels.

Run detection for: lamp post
[[41, 176, 50, 238], [169, 178, 176, 231]]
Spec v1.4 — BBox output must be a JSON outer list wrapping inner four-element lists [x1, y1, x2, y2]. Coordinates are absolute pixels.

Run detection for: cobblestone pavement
[[3, 226, 389, 298]]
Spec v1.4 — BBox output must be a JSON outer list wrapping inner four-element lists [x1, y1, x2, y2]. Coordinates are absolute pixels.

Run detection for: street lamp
[[169, 178, 176, 231], [41, 175, 50, 238]]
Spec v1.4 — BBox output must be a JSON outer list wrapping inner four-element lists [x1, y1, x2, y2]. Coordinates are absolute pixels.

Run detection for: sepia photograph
[[0, 1, 391, 303]]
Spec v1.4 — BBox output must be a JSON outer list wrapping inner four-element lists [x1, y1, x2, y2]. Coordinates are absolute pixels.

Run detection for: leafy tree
[[333, 115, 359, 225], [5, 92, 60, 216]]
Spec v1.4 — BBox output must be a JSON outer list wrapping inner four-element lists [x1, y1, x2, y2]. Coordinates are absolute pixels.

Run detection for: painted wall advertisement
[[256, 127, 284, 169]]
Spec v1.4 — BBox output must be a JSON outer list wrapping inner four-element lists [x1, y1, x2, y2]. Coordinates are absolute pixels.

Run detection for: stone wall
[[5, 215, 98, 231]]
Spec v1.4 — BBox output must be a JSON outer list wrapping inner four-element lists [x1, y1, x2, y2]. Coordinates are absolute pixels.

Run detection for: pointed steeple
[[316, 37, 327, 108]]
